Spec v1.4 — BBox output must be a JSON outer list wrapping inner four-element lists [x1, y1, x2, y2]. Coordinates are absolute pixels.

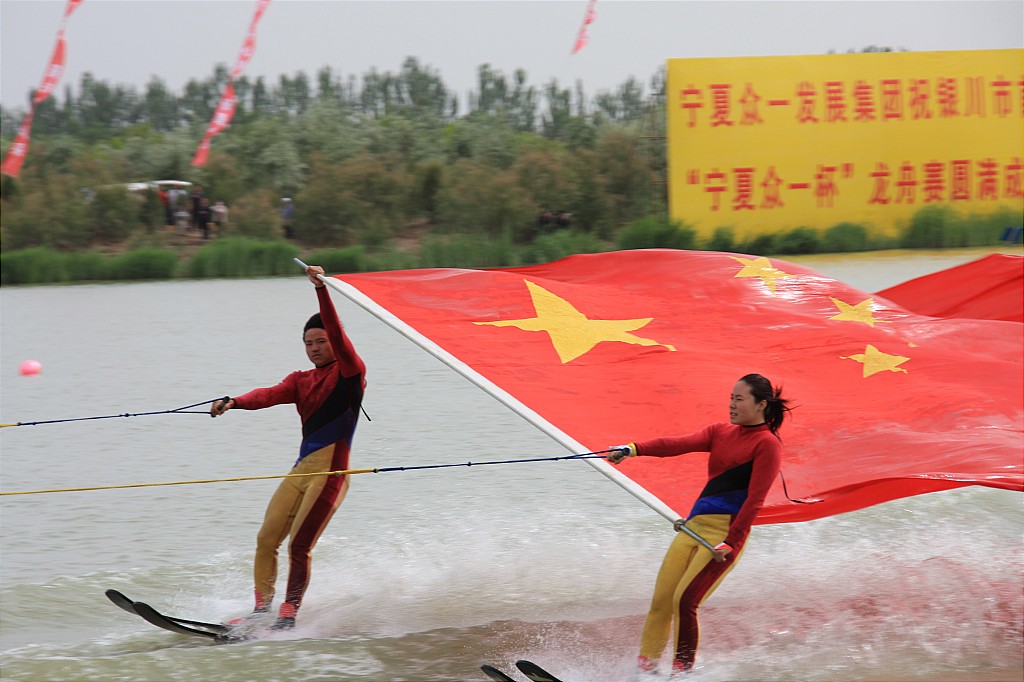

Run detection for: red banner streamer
[[192, 0, 271, 167], [1, 0, 83, 178], [571, 0, 598, 54]]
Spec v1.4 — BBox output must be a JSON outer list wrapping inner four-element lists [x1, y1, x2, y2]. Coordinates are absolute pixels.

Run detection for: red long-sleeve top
[[232, 287, 366, 466], [635, 423, 782, 548]]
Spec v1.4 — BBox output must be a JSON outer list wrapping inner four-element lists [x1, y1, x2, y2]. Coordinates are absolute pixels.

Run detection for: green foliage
[[212, 187, 276, 237], [197, 152, 247, 206], [0, 197, 47, 251], [306, 246, 368, 273], [521, 230, 606, 265], [901, 204, 1019, 249], [139, 187, 164, 232], [1, 247, 63, 285], [705, 227, 736, 252], [742, 232, 778, 256], [436, 160, 533, 239], [415, 161, 443, 220], [822, 222, 870, 252], [107, 247, 179, 280], [65, 251, 109, 281], [293, 152, 416, 247], [513, 147, 574, 236], [419, 233, 517, 268], [594, 130, 657, 224], [966, 205, 1024, 245], [446, 114, 520, 169], [224, 190, 279, 239], [87, 187, 139, 244], [180, 237, 299, 278], [897, 204, 1012, 249], [1, 248, 111, 284], [1, 174, 21, 202], [617, 216, 696, 250], [774, 226, 821, 255], [363, 247, 420, 272], [900, 205, 957, 247], [566, 149, 613, 237], [295, 161, 359, 247]]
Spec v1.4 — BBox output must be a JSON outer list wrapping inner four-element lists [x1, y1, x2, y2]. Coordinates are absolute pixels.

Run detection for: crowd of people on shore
[[155, 184, 298, 241], [157, 184, 228, 240]]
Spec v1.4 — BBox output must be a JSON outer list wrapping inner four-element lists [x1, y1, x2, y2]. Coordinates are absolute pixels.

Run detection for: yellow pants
[[637, 514, 745, 672], [253, 445, 349, 614]]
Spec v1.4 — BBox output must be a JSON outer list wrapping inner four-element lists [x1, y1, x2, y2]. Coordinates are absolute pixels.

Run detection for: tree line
[[1, 58, 665, 255]]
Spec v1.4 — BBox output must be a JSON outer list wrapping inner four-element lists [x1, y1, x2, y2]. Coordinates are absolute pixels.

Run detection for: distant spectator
[[191, 186, 205, 233], [281, 198, 296, 239], [158, 187, 173, 226], [168, 187, 186, 215], [556, 211, 573, 229], [175, 208, 191, 233], [197, 197, 213, 240], [538, 210, 554, 233], [212, 200, 229, 235]]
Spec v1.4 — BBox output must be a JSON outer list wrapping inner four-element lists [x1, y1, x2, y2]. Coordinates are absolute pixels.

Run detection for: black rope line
[[2, 398, 223, 428], [370, 449, 617, 473]]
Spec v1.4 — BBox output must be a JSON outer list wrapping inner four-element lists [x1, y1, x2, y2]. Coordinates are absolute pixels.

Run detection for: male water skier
[[210, 264, 366, 630]]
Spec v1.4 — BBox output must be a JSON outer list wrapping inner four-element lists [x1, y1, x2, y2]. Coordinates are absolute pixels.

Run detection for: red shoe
[[669, 660, 690, 679], [225, 604, 271, 632], [272, 603, 297, 630], [629, 656, 660, 680]]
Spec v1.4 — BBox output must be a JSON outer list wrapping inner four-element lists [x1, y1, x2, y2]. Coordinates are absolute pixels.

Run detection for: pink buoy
[[19, 360, 42, 376]]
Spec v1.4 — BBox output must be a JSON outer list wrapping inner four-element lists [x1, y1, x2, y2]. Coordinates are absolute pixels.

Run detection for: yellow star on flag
[[731, 256, 793, 293], [841, 344, 910, 378], [829, 297, 888, 327], [474, 280, 676, 363]]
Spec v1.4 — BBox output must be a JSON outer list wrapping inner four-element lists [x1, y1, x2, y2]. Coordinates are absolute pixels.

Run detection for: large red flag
[[876, 254, 1023, 323], [332, 250, 1022, 524]]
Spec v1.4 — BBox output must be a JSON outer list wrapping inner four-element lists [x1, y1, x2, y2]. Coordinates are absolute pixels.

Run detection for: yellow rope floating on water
[[0, 468, 376, 496]]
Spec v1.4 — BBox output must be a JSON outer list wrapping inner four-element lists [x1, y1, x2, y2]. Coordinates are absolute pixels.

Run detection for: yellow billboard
[[666, 49, 1024, 239]]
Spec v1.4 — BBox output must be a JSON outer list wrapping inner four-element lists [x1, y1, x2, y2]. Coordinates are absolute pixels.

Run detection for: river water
[[1, 248, 1021, 682]]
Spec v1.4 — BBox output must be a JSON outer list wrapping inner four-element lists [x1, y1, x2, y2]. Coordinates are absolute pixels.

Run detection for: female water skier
[[210, 264, 366, 631], [608, 373, 792, 678]]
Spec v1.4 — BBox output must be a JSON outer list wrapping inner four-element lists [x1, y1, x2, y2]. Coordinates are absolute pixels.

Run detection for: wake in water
[[1, 488, 1020, 681]]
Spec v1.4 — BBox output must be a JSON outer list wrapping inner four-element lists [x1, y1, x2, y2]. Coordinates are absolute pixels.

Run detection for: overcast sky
[[1, 0, 1022, 111]]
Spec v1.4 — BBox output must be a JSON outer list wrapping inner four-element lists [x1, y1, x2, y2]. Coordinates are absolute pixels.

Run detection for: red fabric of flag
[[337, 250, 1023, 524], [876, 254, 1023, 323]]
